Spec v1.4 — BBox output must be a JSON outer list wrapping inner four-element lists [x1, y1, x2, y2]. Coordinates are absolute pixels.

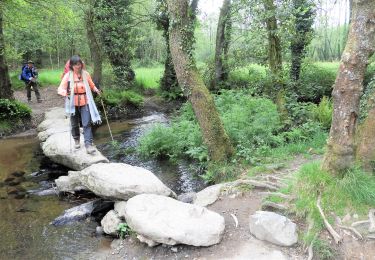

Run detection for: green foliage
[[0, 99, 31, 120], [102, 89, 143, 107], [134, 66, 164, 89], [312, 239, 336, 260], [117, 223, 131, 239], [296, 62, 338, 102], [310, 96, 332, 129]]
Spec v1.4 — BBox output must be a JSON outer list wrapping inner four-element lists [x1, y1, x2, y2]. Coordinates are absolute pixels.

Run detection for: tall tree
[[155, 0, 180, 98], [211, 0, 232, 90], [264, 0, 282, 78], [0, 2, 13, 99], [94, 0, 135, 87], [167, 0, 234, 162], [83, 0, 103, 87], [290, 0, 315, 81], [322, 0, 375, 175]]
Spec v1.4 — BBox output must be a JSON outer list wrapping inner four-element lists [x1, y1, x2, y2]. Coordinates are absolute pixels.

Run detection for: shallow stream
[[0, 113, 205, 259]]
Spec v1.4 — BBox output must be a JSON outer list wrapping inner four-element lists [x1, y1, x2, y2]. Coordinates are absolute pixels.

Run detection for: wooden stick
[[338, 224, 363, 239], [317, 194, 343, 244]]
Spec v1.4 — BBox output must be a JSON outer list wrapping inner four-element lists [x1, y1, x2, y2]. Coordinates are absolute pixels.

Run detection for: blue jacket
[[21, 65, 38, 83]]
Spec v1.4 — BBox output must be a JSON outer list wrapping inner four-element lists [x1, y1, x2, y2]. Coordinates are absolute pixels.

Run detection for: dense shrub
[[102, 89, 143, 107], [138, 90, 282, 162], [0, 99, 31, 120], [296, 62, 338, 102]]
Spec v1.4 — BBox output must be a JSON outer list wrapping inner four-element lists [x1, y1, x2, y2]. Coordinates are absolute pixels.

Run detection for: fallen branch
[[368, 209, 375, 233], [317, 194, 342, 244], [338, 224, 363, 240], [262, 201, 287, 211]]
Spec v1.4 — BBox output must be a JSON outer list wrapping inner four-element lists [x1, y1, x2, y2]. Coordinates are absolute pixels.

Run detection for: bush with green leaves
[[310, 96, 333, 129], [296, 62, 338, 102], [0, 99, 31, 121], [138, 90, 281, 163], [102, 89, 143, 107]]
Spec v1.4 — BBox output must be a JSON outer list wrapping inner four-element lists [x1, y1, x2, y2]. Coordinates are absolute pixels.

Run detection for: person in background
[[22, 60, 42, 103], [57, 55, 101, 154]]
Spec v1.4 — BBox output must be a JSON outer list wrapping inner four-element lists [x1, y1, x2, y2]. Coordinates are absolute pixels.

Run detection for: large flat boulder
[[124, 194, 225, 247], [41, 132, 108, 170], [55, 163, 176, 200]]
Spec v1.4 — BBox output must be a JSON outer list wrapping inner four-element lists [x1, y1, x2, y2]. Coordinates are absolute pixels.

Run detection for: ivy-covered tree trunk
[[264, 0, 282, 78], [264, 0, 286, 120], [0, 4, 13, 100], [290, 0, 315, 81], [322, 0, 375, 175], [84, 1, 103, 87], [94, 0, 134, 87], [156, 0, 180, 98], [211, 0, 232, 91], [167, 0, 234, 162]]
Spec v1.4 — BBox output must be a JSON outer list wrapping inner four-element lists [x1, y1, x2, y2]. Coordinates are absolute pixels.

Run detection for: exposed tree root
[[261, 201, 287, 211], [231, 179, 278, 191], [317, 194, 342, 244], [258, 191, 293, 200], [338, 224, 363, 240], [351, 220, 370, 227]]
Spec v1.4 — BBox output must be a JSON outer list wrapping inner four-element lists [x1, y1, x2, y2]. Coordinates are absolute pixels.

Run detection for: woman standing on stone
[[58, 55, 101, 154]]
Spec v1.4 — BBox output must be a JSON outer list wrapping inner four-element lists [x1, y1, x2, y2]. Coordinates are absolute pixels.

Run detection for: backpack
[[18, 64, 27, 81]]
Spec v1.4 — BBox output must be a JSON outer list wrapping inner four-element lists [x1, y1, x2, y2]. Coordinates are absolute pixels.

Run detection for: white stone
[[114, 201, 127, 218], [193, 184, 223, 207], [124, 194, 225, 246], [101, 210, 122, 236], [42, 132, 109, 170], [56, 163, 176, 200], [249, 211, 298, 247]]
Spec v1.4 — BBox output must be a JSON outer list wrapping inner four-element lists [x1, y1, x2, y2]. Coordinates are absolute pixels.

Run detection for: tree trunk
[[84, 2, 103, 88], [211, 0, 232, 90], [290, 0, 315, 81], [356, 98, 375, 172], [167, 0, 234, 162], [0, 5, 13, 100], [322, 0, 375, 175], [264, 0, 282, 77], [156, 0, 180, 98]]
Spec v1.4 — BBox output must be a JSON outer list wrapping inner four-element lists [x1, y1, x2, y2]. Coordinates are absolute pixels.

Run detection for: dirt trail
[[12, 86, 64, 136]]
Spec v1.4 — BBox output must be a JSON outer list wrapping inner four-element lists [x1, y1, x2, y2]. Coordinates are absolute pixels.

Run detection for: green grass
[[134, 66, 163, 89], [290, 162, 375, 232]]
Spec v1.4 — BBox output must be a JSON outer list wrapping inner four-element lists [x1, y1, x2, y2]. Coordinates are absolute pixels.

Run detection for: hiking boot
[[86, 145, 96, 154], [74, 140, 80, 149]]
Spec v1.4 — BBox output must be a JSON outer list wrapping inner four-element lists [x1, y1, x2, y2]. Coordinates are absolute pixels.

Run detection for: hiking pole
[[99, 97, 114, 142]]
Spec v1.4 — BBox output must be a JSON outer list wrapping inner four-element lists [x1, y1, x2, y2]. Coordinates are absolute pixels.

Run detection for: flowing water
[[0, 113, 205, 259]]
